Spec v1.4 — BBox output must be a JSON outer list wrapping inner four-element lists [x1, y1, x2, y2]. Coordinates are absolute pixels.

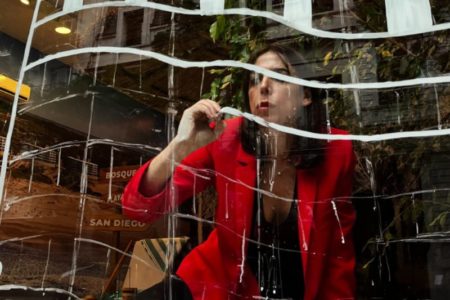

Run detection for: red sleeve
[[319, 140, 357, 299], [121, 144, 216, 223]]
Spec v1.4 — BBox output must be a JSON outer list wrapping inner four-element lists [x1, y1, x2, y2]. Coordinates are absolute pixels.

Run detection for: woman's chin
[[261, 116, 283, 124], [252, 112, 291, 126]]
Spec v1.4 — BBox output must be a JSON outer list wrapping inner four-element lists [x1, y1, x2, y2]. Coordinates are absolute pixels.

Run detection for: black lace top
[[247, 186, 304, 300]]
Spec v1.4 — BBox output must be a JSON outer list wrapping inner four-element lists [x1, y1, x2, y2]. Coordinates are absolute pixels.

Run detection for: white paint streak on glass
[[28, 157, 34, 193], [56, 148, 61, 186], [24, 47, 450, 90], [67, 67, 72, 93], [331, 200, 345, 244], [75, 238, 150, 266], [395, 91, 401, 125], [112, 53, 119, 88], [19, 93, 84, 114], [297, 200, 308, 251], [219, 106, 450, 142], [108, 146, 114, 202], [239, 229, 246, 283], [255, 152, 262, 289], [350, 67, 361, 117], [283, 0, 312, 28], [385, 0, 433, 34], [0, 285, 80, 299], [433, 85, 442, 130], [104, 249, 111, 277], [385, 254, 392, 282], [93, 52, 101, 86], [364, 158, 377, 211], [192, 174, 196, 215], [63, 0, 83, 13], [338, 0, 346, 27], [201, 286, 206, 299], [0, 234, 44, 247], [125, 0, 147, 4], [411, 193, 420, 237], [199, 67, 205, 99], [167, 6, 178, 299], [324, 90, 332, 136], [40, 239, 52, 294], [69, 93, 95, 296], [225, 182, 229, 220], [40, 62, 47, 97], [200, 0, 224, 15], [139, 54, 143, 90]]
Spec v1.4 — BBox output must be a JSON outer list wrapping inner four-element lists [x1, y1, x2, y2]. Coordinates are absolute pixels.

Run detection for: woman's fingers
[[178, 99, 222, 138], [197, 99, 220, 117], [187, 99, 221, 121], [176, 100, 220, 150]]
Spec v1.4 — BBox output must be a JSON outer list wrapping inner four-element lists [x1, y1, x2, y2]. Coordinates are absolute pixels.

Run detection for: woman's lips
[[258, 102, 269, 110], [256, 102, 270, 116]]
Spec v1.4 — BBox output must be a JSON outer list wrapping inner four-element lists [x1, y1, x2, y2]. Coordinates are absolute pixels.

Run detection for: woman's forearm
[[138, 99, 221, 196], [139, 137, 195, 196]]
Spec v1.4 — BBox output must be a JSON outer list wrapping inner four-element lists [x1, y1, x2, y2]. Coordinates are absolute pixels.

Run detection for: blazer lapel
[[297, 168, 317, 275], [233, 145, 256, 238]]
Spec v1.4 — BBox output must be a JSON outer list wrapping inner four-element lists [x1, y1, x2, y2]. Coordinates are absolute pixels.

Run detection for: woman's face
[[248, 51, 310, 126]]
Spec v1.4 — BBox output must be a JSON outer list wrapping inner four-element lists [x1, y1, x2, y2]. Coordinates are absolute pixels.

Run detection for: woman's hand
[[140, 99, 224, 196], [174, 99, 225, 154]]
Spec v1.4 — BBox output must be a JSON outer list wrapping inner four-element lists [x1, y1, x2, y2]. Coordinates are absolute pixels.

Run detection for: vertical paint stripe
[[284, 0, 312, 28], [200, 0, 224, 15], [63, 0, 83, 12], [385, 0, 433, 34]]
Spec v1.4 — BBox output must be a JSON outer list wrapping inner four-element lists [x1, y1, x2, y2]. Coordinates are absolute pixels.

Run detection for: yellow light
[[20, 0, 30, 5], [0, 74, 31, 101], [55, 26, 71, 35]]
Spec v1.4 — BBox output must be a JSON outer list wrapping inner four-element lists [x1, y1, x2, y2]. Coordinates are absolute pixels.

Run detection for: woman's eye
[[249, 73, 263, 86], [249, 69, 290, 86], [272, 68, 290, 83], [273, 77, 286, 84], [275, 68, 290, 76]]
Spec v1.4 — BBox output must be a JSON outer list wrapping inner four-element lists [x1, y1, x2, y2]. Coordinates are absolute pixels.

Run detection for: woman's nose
[[259, 75, 271, 94]]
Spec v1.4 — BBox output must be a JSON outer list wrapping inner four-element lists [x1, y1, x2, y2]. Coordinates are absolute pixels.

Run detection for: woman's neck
[[259, 128, 292, 160]]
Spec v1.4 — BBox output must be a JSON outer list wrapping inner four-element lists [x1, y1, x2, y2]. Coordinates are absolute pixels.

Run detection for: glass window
[[0, 1, 449, 299]]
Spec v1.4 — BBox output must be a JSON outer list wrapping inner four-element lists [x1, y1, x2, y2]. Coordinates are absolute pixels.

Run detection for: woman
[[122, 45, 356, 300]]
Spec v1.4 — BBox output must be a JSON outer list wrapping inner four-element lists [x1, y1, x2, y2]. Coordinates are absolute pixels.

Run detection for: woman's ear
[[302, 97, 312, 107], [302, 88, 312, 106]]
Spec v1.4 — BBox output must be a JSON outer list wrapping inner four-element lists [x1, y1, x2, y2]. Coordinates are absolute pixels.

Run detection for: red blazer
[[122, 117, 356, 300]]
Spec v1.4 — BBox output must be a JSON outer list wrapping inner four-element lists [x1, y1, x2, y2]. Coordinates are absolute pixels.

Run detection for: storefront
[[0, 1, 449, 299]]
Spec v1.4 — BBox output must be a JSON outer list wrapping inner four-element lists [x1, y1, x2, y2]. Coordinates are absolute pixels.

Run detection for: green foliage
[[429, 211, 450, 229], [206, 2, 267, 109]]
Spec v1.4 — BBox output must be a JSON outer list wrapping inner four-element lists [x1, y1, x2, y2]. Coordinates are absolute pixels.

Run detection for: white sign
[[106, 169, 137, 180], [88, 218, 148, 231]]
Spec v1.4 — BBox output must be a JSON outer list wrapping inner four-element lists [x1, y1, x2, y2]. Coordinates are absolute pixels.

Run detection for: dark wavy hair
[[240, 44, 325, 168]]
